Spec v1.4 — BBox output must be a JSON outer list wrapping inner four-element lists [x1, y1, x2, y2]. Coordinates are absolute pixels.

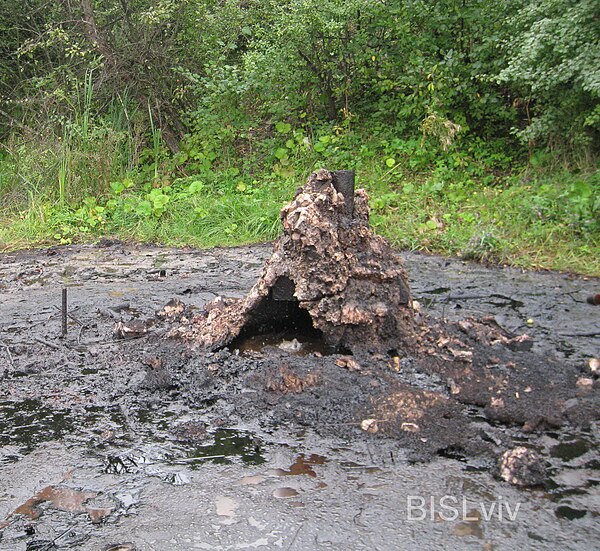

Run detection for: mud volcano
[[1, 196, 599, 547], [170, 169, 598, 470], [174, 169, 417, 354]]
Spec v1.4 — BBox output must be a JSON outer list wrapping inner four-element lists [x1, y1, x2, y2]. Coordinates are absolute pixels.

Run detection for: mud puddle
[[229, 331, 335, 357], [0, 243, 599, 550]]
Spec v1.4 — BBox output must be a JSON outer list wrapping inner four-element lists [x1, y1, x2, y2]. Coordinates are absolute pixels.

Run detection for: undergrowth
[[0, 118, 598, 276]]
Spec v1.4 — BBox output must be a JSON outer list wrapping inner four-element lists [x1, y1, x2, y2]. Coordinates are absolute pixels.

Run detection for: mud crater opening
[[229, 277, 344, 356]]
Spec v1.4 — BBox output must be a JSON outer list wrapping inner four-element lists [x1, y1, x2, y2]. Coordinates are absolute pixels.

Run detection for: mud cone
[[174, 169, 417, 354]]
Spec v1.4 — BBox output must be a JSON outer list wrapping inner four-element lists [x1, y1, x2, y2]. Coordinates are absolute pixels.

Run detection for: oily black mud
[[0, 242, 599, 550]]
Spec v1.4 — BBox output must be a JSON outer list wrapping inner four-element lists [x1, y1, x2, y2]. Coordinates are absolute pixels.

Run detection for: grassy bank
[[1, 121, 598, 275], [1, 1, 598, 276]]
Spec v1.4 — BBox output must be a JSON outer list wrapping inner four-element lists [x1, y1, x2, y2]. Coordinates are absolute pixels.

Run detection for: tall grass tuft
[[147, 103, 162, 181], [1, 71, 145, 219]]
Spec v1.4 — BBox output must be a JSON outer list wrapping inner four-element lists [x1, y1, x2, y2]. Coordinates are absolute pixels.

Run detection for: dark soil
[[0, 242, 598, 550]]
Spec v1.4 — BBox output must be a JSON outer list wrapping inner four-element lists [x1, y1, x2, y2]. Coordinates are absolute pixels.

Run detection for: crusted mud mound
[[166, 169, 598, 454], [172, 169, 415, 354]]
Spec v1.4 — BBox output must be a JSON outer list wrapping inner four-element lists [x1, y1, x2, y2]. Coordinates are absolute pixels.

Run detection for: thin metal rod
[[62, 287, 68, 336]]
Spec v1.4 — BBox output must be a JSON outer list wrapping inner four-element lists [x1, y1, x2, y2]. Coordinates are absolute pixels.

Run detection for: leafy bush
[[498, 0, 600, 161]]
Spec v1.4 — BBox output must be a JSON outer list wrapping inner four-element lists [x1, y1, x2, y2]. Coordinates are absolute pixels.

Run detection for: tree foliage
[[0, 0, 598, 162], [498, 0, 600, 159]]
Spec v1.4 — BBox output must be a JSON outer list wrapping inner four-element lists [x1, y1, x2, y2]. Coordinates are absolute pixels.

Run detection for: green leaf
[[110, 181, 125, 195], [149, 191, 170, 210], [187, 180, 205, 194], [385, 158, 396, 168], [458, 212, 476, 224], [275, 147, 289, 160], [275, 122, 291, 134], [135, 200, 152, 217]]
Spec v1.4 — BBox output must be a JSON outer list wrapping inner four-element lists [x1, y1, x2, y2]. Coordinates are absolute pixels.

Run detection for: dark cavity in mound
[[229, 277, 345, 356]]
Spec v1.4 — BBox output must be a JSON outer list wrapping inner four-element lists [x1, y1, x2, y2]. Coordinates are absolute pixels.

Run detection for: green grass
[[2, 168, 598, 275], [1, 124, 598, 276]]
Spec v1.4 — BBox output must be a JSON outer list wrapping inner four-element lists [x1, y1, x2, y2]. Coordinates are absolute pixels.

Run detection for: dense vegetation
[[0, 0, 598, 274]]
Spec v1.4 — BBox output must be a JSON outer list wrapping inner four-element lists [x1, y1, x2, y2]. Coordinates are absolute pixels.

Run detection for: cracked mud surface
[[0, 242, 599, 550]]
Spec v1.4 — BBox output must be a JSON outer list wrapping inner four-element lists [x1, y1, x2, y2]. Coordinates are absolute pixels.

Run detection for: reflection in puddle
[[270, 454, 327, 477], [235, 454, 327, 487], [340, 460, 381, 474], [230, 331, 335, 357], [555, 505, 587, 520], [266, 453, 328, 480], [0, 399, 72, 456], [550, 439, 589, 461], [178, 429, 265, 467], [104, 455, 139, 475], [273, 487, 299, 498], [287, 454, 327, 476]]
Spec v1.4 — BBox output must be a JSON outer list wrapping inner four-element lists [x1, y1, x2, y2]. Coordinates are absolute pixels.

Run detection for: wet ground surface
[[0, 242, 599, 550]]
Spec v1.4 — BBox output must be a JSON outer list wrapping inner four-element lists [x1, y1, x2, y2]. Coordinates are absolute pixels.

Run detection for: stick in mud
[[33, 336, 61, 350], [62, 287, 68, 336], [53, 304, 85, 326]]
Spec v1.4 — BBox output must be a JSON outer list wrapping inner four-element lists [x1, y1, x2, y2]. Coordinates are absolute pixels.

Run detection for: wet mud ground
[[0, 242, 598, 550]]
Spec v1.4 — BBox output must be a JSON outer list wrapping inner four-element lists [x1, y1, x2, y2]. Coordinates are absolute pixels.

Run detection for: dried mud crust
[[155, 309, 598, 463]]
